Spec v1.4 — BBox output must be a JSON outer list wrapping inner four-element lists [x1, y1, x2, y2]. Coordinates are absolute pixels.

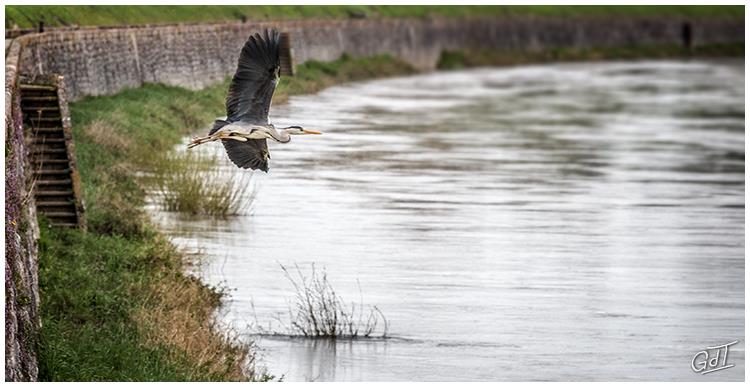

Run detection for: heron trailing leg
[[187, 131, 248, 149]]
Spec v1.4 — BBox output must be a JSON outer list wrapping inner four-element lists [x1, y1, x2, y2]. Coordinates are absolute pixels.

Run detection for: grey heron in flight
[[188, 29, 321, 172]]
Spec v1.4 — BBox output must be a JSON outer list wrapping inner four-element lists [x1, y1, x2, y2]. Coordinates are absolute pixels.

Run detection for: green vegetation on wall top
[[6, 5, 744, 29]]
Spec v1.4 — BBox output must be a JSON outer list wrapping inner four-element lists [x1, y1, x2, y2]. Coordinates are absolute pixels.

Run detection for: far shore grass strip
[[7, 5, 743, 29]]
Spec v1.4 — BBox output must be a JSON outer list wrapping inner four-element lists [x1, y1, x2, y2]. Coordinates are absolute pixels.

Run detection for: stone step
[[32, 138, 66, 144], [34, 162, 70, 168], [31, 136, 65, 142], [27, 116, 62, 122], [40, 211, 77, 219], [35, 168, 71, 175], [21, 106, 59, 112], [21, 96, 58, 102], [36, 190, 73, 197], [23, 111, 62, 119], [26, 122, 63, 129], [34, 160, 70, 165], [36, 200, 74, 206], [28, 127, 64, 134], [19, 84, 56, 91], [32, 145, 67, 153], [32, 141, 66, 147], [32, 159, 69, 164], [37, 179, 72, 186], [32, 148, 67, 154]]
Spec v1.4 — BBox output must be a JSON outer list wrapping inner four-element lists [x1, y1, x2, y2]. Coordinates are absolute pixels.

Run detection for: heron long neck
[[265, 127, 291, 143]]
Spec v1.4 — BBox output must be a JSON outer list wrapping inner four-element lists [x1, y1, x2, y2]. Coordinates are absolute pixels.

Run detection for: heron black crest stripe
[[225, 29, 281, 124]]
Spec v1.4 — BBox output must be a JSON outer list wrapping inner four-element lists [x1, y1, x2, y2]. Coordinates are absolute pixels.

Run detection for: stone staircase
[[19, 80, 85, 228]]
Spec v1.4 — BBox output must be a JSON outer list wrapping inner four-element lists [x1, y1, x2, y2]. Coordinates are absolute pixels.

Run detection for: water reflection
[[253, 337, 392, 381], [149, 59, 744, 381]]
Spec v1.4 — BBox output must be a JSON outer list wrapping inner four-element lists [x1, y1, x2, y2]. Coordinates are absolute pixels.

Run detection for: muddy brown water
[[148, 59, 744, 381]]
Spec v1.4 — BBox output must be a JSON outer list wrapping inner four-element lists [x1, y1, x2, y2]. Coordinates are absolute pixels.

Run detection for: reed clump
[[279, 263, 387, 338], [149, 152, 257, 216]]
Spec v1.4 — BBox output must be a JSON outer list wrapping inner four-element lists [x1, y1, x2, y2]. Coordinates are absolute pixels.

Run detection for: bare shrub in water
[[280, 263, 387, 338], [151, 152, 257, 216]]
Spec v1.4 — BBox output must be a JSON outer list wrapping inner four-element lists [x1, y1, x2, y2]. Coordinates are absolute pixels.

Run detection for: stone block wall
[[5, 38, 41, 382], [15, 16, 743, 101]]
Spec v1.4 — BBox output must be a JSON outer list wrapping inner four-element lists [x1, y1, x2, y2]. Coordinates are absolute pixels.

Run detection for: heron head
[[283, 125, 322, 135]]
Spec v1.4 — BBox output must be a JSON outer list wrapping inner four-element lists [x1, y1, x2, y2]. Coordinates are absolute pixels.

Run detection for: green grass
[[437, 42, 745, 70], [39, 223, 198, 381], [6, 5, 743, 29], [38, 220, 258, 381], [36, 53, 416, 381]]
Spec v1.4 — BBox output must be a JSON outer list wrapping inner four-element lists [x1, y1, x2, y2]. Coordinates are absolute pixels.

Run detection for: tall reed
[[149, 151, 257, 216]]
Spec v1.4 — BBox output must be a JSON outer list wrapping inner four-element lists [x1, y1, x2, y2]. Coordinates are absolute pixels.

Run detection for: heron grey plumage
[[187, 29, 321, 172]]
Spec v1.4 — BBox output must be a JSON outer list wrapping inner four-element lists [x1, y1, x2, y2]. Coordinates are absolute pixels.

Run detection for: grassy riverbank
[[6, 5, 743, 29], [35, 54, 415, 381]]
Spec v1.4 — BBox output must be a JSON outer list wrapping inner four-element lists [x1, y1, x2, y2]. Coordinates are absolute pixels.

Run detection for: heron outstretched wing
[[225, 29, 281, 123], [215, 29, 279, 172], [209, 119, 269, 171], [222, 139, 269, 172]]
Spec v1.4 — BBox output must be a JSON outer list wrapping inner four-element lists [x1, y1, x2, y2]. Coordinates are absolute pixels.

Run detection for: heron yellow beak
[[303, 129, 322, 135]]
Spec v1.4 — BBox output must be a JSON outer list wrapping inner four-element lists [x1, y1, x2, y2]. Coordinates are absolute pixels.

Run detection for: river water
[[148, 60, 744, 381]]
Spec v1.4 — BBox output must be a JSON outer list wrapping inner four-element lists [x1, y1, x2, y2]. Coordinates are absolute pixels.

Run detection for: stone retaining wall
[[5, 37, 41, 382], [15, 16, 744, 101]]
